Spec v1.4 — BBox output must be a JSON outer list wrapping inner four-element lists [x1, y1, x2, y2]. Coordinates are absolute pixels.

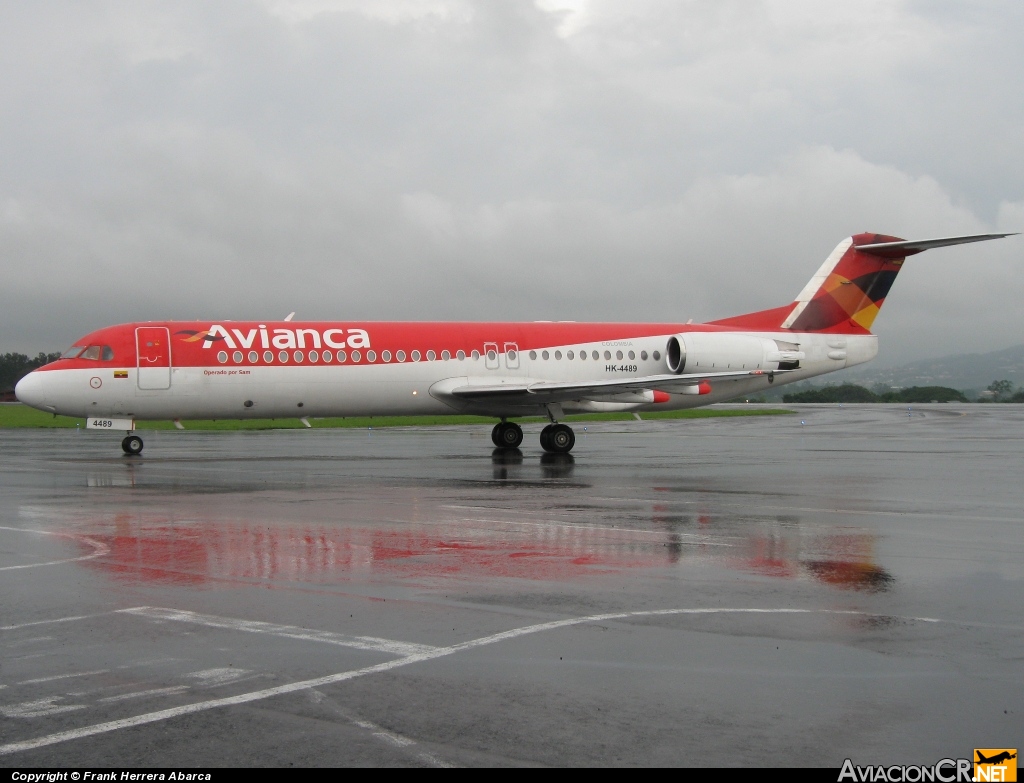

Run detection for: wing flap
[[447, 369, 780, 401]]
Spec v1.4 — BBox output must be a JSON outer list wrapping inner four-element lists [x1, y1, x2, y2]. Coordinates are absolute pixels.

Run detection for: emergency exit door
[[136, 326, 172, 390], [484, 342, 500, 370]]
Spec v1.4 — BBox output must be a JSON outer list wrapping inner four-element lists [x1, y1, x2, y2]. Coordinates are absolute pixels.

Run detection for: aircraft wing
[[445, 369, 782, 403]]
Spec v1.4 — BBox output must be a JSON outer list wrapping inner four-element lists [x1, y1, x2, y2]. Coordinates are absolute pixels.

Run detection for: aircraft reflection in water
[[62, 504, 893, 592]]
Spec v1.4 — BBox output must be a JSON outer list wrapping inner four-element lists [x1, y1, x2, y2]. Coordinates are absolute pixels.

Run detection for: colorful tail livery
[[15, 231, 1016, 455], [712, 232, 1014, 333]]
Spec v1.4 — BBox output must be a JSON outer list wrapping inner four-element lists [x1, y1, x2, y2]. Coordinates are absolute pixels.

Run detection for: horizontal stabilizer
[[855, 233, 1017, 258]]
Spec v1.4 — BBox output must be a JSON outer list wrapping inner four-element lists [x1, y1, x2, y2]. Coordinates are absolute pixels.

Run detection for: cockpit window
[[80, 346, 102, 360], [61, 346, 85, 359], [102, 346, 114, 361]]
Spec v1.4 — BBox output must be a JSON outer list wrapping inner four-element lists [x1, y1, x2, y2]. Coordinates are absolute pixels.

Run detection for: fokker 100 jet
[[15, 232, 1015, 455]]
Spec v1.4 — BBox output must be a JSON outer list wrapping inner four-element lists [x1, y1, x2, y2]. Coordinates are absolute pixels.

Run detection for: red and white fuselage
[[14, 319, 877, 421]]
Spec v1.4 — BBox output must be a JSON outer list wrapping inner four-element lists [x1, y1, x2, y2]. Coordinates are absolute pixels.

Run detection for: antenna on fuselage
[[284, 312, 295, 321]]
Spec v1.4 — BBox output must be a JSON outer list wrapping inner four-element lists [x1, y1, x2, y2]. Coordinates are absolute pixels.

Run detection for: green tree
[[783, 384, 878, 403], [783, 384, 968, 404], [885, 386, 968, 403], [0, 352, 61, 392], [987, 379, 1014, 400]]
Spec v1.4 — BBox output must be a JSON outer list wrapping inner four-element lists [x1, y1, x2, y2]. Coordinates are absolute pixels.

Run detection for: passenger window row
[[63, 342, 663, 368], [215, 348, 485, 365], [526, 349, 660, 362], [215, 347, 662, 365]]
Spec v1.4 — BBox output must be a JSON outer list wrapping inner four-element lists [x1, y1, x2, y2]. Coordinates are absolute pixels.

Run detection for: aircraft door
[[484, 342, 500, 370], [504, 342, 520, 370], [136, 326, 172, 390]]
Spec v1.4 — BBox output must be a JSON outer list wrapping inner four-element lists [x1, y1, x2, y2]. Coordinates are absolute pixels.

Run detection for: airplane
[[14, 231, 1016, 456], [976, 752, 1016, 765]]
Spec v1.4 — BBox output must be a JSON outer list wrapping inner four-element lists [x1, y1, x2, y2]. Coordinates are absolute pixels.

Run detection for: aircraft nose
[[15, 370, 52, 412]]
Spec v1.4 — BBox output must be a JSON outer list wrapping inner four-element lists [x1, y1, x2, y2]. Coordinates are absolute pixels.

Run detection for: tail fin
[[711, 232, 1015, 333]]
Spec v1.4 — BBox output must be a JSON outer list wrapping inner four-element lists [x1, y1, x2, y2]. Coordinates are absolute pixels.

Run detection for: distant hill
[[755, 344, 1024, 401], [840, 344, 1024, 393]]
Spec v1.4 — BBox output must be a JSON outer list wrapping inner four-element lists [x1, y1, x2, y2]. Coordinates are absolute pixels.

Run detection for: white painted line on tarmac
[[5, 636, 55, 646], [184, 668, 251, 687], [99, 686, 190, 704], [350, 717, 415, 747], [416, 749, 456, 768], [0, 607, 942, 757], [11, 651, 61, 662], [308, 689, 453, 766], [0, 611, 126, 632], [17, 669, 109, 685], [1, 697, 88, 718], [0, 526, 110, 572], [116, 656, 180, 669], [120, 606, 439, 657]]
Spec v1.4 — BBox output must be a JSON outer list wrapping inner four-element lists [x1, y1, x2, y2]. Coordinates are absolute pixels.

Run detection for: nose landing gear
[[121, 434, 144, 455], [491, 421, 524, 449]]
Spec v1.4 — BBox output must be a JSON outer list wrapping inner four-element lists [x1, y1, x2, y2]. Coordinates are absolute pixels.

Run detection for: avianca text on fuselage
[[187, 325, 372, 351], [14, 230, 1017, 455]]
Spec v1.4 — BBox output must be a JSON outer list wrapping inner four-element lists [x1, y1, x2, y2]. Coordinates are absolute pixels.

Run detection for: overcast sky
[[1, 0, 1022, 364]]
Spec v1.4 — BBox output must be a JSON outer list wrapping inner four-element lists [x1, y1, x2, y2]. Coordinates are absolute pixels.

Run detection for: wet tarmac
[[1, 404, 1022, 767]]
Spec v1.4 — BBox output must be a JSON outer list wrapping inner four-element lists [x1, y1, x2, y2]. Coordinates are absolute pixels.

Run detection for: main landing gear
[[121, 434, 144, 455], [491, 420, 576, 453]]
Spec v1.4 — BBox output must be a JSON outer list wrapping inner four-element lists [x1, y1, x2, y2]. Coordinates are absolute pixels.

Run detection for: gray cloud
[[1, 0, 1022, 364]]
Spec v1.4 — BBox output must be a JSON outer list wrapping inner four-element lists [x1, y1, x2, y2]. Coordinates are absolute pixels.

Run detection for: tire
[[547, 424, 575, 454], [491, 423, 505, 448], [122, 435, 144, 455], [499, 422, 523, 449], [539, 424, 553, 452]]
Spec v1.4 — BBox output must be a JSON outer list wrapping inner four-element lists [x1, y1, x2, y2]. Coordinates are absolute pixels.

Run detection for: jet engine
[[665, 333, 804, 374]]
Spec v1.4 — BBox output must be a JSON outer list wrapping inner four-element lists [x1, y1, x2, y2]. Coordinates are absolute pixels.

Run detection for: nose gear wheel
[[121, 435, 144, 455]]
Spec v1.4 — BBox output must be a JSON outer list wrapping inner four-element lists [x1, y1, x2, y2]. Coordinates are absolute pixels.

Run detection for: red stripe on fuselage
[[40, 320, 743, 371]]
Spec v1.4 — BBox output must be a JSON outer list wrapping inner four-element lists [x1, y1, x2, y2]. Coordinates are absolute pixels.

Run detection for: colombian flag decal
[[114, 370, 128, 379]]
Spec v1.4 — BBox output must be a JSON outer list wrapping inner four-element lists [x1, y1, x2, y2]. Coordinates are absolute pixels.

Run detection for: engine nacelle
[[665, 333, 804, 374]]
